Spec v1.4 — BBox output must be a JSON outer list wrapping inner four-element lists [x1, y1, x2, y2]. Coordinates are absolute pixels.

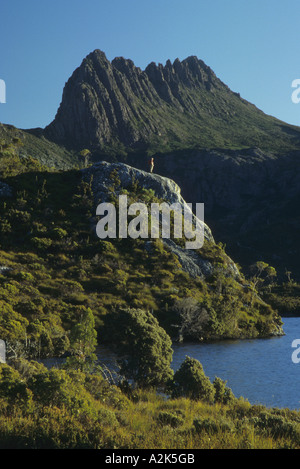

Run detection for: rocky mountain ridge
[[44, 49, 300, 154]]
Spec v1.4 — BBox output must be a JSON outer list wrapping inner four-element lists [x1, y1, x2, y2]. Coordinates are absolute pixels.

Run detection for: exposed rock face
[[82, 161, 240, 279], [0, 180, 12, 197], [161, 238, 213, 278]]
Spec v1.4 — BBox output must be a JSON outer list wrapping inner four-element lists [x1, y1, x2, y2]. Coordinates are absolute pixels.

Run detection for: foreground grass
[[0, 360, 300, 449]]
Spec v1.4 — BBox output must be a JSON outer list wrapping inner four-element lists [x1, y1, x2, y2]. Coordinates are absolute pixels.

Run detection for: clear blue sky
[[1, 0, 300, 129]]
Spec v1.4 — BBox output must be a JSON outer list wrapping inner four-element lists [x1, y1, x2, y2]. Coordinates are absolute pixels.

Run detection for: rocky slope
[[0, 123, 76, 170], [82, 161, 218, 279]]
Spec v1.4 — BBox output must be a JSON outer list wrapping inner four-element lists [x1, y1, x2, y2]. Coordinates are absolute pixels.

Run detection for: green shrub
[[251, 412, 300, 441], [104, 308, 174, 388], [31, 237, 53, 250], [213, 376, 236, 404], [193, 417, 234, 435], [51, 227, 68, 240], [0, 365, 33, 411], [156, 411, 184, 428], [172, 356, 215, 403], [97, 406, 119, 428], [15, 271, 35, 282]]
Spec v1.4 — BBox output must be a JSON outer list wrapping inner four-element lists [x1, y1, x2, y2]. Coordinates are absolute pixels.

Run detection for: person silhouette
[[148, 157, 154, 173]]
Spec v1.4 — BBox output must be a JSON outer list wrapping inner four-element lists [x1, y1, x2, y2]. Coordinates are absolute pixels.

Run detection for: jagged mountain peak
[[86, 49, 213, 76], [44, 49, 300, 154]]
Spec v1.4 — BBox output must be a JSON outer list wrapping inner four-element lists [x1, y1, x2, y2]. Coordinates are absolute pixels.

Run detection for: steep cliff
[[143, 147, 300, 279]]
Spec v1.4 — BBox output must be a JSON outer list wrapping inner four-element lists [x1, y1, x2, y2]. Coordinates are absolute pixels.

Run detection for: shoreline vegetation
[[2, 352, 300, 449]]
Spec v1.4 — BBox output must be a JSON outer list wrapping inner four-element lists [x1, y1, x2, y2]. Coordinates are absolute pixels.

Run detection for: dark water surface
[[171, 317, 300, 410]]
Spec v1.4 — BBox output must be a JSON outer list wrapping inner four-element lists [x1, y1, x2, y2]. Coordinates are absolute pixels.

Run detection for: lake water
[[170, 317, 300, 410], [46, 317, 300, 411], [96, 317, 300, 410]]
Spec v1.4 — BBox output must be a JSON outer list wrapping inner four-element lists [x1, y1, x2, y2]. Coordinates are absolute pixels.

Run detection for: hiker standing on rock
[[148, 157, 154, 173]]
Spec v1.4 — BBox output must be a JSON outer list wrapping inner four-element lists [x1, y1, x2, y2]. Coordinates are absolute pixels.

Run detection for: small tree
[[0, 365, 33, 411], [213, 376, 235, 404], [285, 269, 293, 285], [79, 149, 91, 167], [172, 356, 215, 402], [64, 308, 97, 372], [106, 308, 173, 389], [173, 297, 210, 341], [0, 302, 29, 359], [249, 261, 277, 301]]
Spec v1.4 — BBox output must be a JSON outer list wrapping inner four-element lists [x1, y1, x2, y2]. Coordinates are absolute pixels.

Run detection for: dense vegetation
[[0, 137, 284, 361], [262, 283, 300, 317], [2, 356, 300, 449], [1, 135, 299, 449]]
